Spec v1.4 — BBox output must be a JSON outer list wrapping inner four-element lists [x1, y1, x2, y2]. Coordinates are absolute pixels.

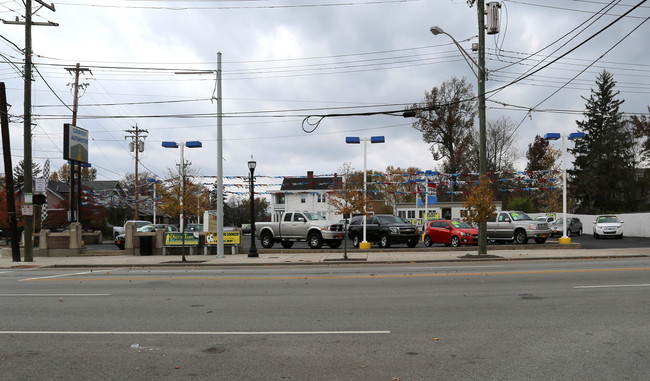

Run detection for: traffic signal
[[33, 194, 47, 204]]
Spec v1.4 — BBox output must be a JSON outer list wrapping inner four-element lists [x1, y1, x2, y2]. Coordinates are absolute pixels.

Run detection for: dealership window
[[317, 193, 326, 203], [275, 194, 285, 204], [407, 210, 415, 219], [301, 194, 306, 203], [398, 211, 406, 219]]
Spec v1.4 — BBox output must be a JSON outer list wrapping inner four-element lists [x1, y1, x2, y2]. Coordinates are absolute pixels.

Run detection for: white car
[[593, 215, 624, 239]]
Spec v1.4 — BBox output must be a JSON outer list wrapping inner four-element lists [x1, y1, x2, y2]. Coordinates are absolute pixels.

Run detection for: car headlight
[[529, 224, 538, 229], [460, 232, 470, 237], [389, 227, 399, 234]]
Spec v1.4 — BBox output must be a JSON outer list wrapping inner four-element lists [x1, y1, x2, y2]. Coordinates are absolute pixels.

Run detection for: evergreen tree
[[569, 70, 637, 213]]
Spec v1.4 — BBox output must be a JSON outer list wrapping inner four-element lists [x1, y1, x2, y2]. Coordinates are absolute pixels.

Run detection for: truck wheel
[[379, 234, 391, 248], [352, 235, 360, 248], [566, 229, 572, 237], [514, 229, 528, 244], [260, 232, 274, 248], [280, 241, 294, 249], [578, 228, 582, 236], [423, 235, 433, 247], [308, 232, 323, 249], [328, 241, 342, 249], [450, 236, 460, 247]]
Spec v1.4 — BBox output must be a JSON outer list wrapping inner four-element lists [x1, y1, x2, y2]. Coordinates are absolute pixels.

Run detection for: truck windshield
[[510, 212, 532, 221], [303, 213, 324, 221]]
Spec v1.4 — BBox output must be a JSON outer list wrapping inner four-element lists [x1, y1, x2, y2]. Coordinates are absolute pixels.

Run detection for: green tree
[[13, 160, 41, 182], [631, 106, 650, 165], [569, 70, 637, 213], [506, 197, 535, 213]]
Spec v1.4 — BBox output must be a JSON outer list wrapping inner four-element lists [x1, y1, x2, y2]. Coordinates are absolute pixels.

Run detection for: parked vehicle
[[550, 217, 583, 237], [423, 220, 478, 247], [185, 224, 203, 232], [255, 212, 344, 249], [535, 216, 555, 223], [486, 211, 551, 244], [112, 220, 150, 239], [348, 214, 419, 248], [114, 224, 178, 249], [593, 215, 624, 239]]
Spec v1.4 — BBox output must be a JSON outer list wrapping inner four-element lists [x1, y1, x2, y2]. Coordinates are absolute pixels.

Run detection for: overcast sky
[[1, 0, 648, 191]]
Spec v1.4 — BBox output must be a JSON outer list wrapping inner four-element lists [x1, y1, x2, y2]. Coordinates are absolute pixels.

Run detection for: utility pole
[[0, 82, 21, 261], [2, 1, 58, 261], [64, 63, 90, 223], [125, 124, 147, 219]]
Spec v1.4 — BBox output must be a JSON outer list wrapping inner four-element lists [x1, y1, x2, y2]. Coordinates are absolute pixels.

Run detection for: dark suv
[[348, 214, 419, 248]]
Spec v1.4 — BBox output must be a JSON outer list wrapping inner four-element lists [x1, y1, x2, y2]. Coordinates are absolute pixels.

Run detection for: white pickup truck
[[112, 220, 151, 238], [255, 212, 345, 249]]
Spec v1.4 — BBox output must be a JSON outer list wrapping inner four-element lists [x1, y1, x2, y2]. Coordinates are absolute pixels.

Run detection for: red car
[[423, 220, 478, 247]]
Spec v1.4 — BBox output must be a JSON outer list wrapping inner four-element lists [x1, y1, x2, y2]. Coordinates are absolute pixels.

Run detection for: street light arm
[[430, 26, 479, 79]]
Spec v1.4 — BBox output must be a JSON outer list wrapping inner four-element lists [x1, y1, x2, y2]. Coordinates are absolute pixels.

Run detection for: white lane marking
[[574, 283, 650, 289], [0, 330, 390, 336], [0, 294, 111, 297], [19, 268, 122, 282]]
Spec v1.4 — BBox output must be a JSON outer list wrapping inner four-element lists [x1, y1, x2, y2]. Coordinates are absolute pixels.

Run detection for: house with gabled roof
[[269, 171, 343, 222]]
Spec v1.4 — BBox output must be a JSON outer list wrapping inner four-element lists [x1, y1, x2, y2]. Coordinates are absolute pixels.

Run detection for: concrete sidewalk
[[1, 245, 649, 268]]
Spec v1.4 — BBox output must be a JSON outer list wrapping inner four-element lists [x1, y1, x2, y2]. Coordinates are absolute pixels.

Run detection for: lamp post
[[146, 178, 162, 224], [345, 136, 385, 249], [430, 25, 487, 255], [544, 132, 584, 244], [162, 140, 202, 261], [248, 156, 258, 257]]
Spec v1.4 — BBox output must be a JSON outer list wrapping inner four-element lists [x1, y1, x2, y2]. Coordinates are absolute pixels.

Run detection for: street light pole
[[146, 178, 161, 224], [430, 23, 487, 255], [248, 156, 258, 258], [544, 132, 584, 244], [346, 136, 385, 249], [162, 140, 202, 261]]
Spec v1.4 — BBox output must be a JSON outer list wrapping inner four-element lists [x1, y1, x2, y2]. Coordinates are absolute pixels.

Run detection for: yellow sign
[[205, 231, 241, 245], [164, 232, 200, 246]]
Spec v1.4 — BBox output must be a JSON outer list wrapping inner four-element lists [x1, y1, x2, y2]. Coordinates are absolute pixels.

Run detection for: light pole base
[[559, 236, 571, 244], [359, 241, 371, 250]]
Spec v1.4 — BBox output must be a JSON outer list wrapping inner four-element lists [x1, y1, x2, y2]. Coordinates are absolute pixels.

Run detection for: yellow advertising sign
[[205, 231, 241, 245], [164, 232, 200, 246]]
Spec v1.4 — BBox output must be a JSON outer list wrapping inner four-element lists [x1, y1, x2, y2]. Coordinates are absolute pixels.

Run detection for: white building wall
[[270, 191, 343, 222], [531, 212, 650, 238]]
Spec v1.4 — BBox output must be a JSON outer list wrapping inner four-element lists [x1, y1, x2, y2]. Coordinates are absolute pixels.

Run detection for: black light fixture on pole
[[248, 156, 258, 257]]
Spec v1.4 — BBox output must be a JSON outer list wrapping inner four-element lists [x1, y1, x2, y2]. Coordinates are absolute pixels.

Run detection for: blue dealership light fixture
[[544, 132, 585, 245], [345, 135, 386, 249], [161, 141, 178, 148]]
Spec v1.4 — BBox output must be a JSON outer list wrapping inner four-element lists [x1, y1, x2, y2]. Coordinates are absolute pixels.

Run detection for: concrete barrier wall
[[531, 212, 650, 237]]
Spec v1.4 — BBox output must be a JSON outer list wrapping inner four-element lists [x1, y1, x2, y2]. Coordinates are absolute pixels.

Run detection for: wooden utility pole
[[64, 63, 91, 223], [1, 1, 58, 261], [125, 125, 147, 219], [0, 83, 21, 261]]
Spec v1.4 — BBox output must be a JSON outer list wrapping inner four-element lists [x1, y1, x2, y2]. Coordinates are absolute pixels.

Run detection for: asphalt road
[[1, 258, 649, 380]]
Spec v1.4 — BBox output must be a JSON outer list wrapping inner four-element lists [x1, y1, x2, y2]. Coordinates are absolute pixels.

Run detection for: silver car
[[550, 217, 583, 237]]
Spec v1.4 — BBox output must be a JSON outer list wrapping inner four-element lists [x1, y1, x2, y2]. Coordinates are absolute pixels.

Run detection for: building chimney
[[307, 171, 314, 189]]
